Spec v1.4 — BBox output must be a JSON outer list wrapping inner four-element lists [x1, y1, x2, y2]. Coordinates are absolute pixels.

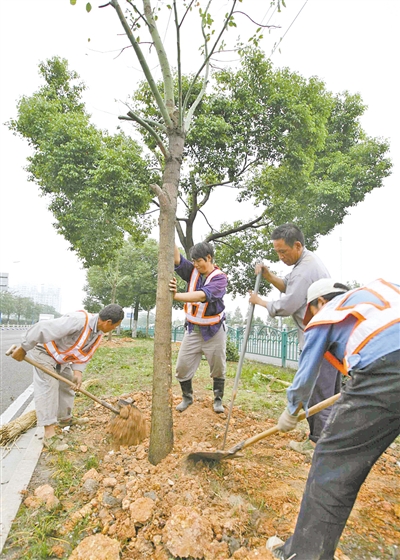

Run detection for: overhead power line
[[270, 0, 309, 58]]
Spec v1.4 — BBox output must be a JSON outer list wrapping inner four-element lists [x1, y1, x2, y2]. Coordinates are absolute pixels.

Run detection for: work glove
[[277, 407, 299, 432]]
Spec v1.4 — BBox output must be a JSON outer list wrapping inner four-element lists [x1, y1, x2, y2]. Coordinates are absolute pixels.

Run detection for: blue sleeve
[[286, 324, 332, 414]]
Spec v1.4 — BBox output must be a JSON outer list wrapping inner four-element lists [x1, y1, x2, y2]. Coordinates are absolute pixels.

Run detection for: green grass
[[4, 337, 296, 559], [4, 454, 94, 559], [76, 337, 296, 422]]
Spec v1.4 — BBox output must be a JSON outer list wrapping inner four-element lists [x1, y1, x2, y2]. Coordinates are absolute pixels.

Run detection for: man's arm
[[255, 262, 286, 293], [286, 325, 331, 414], [20, 315, 83, 353]]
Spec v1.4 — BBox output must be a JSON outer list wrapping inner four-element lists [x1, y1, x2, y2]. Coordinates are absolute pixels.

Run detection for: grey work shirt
[[266, 248, 330, 348], [21, 312, 101, 372]]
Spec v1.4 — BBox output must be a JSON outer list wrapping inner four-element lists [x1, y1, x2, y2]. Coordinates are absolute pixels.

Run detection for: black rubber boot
[[176, 380, 193, 412], [213, 378, 225, 413]]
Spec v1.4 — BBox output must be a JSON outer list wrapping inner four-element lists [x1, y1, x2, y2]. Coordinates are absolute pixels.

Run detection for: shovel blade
[[186, 449, 236, 463]]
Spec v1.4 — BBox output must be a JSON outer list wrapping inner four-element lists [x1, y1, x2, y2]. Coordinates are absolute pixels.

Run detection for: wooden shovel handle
[[6, 344, 120, 415], [240, 392, 341, 451]]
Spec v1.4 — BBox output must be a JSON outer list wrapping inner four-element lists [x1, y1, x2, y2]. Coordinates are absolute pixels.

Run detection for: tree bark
[[148, 129, 184, 465], [132, 300, 139, 338]]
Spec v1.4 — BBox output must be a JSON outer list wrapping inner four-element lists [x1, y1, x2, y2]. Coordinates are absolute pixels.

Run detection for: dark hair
[[309, 283, 350, 308], [189, 241, 214, 261], [99, 304, 124, 324], [271, 223, 305, 247]]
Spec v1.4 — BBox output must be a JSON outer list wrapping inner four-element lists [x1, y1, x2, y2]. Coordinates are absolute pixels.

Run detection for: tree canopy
[[83, 237, 158, 317], [8, 57, 154, 267], [10, 51, 391, 292]]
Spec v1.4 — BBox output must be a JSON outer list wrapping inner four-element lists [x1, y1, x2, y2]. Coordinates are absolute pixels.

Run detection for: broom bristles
[[0, 410, 37, 446], [107, 405, 148, 447]]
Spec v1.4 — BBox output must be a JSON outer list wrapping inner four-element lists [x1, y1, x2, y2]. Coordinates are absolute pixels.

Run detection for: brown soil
[[8, 345, 400, 560]]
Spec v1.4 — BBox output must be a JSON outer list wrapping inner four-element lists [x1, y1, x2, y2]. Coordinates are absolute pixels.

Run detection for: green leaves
[[69, 0, 91, 11], [9, 57, 153, 268]]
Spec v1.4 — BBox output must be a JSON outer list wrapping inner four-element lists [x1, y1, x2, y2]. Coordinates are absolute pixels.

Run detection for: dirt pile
[[20, 389, 400, 559]]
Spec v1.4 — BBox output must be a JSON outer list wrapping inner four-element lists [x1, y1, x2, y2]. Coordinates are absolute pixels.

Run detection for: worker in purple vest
[[169, 242, 228, 413]]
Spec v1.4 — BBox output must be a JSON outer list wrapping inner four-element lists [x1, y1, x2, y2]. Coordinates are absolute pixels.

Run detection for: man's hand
[[11, 347, 26, 362], [72, 371, 83, 390], [277, 407, 299, 432], [255, 262, 271, 280], [249, 291, 265, 307], [169, 277, 177, 298]]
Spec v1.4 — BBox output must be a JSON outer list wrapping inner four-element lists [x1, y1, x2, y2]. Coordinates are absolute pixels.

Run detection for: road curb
[[0, 402, 43, 554]]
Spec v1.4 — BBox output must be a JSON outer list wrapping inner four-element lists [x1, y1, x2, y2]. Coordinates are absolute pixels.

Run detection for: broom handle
[[6, 345, 120, 415], [239, 392, 341, 451]]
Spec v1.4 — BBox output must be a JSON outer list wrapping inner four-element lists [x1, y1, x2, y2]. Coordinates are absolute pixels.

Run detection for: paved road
[[0, 329, 33, 416]]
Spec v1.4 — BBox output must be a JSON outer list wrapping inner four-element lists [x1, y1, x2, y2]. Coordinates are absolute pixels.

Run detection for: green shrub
[[226, 338, 239, 362], [137, 330, 149, 338]]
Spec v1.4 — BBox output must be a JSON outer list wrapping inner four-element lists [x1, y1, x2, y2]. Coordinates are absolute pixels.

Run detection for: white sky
[[0, 0, 399, 315]]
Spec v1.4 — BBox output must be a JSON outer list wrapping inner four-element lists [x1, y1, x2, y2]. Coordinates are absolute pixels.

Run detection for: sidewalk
[[0, 386, 43, 554]]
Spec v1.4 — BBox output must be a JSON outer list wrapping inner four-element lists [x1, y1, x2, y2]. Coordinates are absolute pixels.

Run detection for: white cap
[[303, 278, 346, 325]]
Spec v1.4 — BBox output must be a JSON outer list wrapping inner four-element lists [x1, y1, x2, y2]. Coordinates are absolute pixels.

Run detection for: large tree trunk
[[148, 130, 184, 465]]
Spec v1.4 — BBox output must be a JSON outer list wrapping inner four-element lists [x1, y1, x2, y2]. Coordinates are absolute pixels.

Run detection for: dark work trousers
[[277, 350, 400, 560], [307, 358, 342, 443]]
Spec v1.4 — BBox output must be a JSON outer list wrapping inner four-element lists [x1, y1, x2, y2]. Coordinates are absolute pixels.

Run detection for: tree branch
[[149, 183, 163, 197], [232, 11, 281, 29], [183, 0, 238, 123], [119, 110, 168, 158], [173, 1, 183, 128], [206, 215, 267, 242], [109, 0, 173, 127], [143, 0, 175, 119]]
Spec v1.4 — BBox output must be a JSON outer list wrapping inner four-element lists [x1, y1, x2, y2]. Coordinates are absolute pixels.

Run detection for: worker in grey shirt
[[249, 223, 341, 455], [11, 304, 124, 449]]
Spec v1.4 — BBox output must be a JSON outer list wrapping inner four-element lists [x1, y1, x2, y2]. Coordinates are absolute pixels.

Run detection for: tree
[[89, 0, 286, 464], [9, 57, 153, 267], [13, 2, 391, 463], [83, 237, 158, 336], [0, 290, 16, 323], [227, 306, 245, 328]]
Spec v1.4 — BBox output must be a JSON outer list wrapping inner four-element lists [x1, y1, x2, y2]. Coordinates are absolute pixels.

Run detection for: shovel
[[7, 344, 125, 415], [222, 272, 262, 449], [188, 392, 341, 463]]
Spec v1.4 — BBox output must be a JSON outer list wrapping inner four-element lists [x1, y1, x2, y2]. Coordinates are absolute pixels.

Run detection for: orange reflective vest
[[307, 279, 400, 374], [185, 267, 226, 326], [44, 310, 103, 364]]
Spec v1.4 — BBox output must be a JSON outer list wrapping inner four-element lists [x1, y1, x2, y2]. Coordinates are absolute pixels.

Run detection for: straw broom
[[0, 410, 37, 446], [107, 404, 148, 447]]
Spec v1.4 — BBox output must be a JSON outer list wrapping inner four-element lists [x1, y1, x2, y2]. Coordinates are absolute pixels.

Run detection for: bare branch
[[232, 11, 281, 29], [109, 0, 173, 127], [206, 215, 267, 242], [198, 207, 216, 233], [143, 0, 175, 116], [183, 0, 238, 121], [119, 110, 168, 158], [149, 183, 163, 197]]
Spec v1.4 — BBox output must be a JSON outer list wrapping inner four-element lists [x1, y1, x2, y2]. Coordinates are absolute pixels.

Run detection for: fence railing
[[131, 324, 299, 368], [0, 324, 31, 331]]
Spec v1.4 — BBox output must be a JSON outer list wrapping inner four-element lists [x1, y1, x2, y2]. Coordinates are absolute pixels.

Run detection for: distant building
[[0, 272, 9, 291], [11, 283, 61, 312]]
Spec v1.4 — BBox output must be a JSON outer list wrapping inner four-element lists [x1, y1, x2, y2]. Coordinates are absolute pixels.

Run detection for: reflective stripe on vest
[[306, 279, 400, 373], [184, 267, 225, 326], [44, 310, 103, 364]]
